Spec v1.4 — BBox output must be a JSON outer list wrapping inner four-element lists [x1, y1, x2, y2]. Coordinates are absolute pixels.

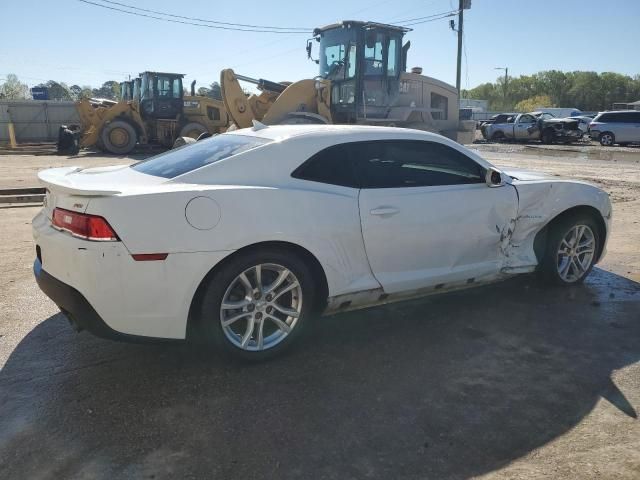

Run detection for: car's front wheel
[[539, 215, 600, 285], [599, 132, 615, 146], [198, 248, 316, 361], [541, 128, 555, 144]]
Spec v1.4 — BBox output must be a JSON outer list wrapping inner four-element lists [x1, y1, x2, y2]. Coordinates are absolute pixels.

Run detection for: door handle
[[370, 207, 399, 216]]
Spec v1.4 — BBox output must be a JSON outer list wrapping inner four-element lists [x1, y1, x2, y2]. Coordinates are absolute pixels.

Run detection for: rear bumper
[[34, 258, 166, 342], [32, 209, 231, 341]]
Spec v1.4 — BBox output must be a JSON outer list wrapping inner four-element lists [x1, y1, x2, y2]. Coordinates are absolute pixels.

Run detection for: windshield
[[131, 134, 271, 178], [319, 28, 357, 80]]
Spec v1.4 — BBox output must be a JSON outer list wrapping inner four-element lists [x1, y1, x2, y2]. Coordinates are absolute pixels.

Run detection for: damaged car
[[483, 112, 584, 144], [33, 125, 611, 360]]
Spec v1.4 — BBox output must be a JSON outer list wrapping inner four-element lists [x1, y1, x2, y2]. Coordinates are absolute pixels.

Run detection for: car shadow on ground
[[1, 268, 639, 479]]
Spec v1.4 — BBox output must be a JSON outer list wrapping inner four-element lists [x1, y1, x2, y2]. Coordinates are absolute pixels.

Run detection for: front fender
[[504, 180, 611, 269]]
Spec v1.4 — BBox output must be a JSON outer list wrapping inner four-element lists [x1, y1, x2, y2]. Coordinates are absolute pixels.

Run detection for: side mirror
[[485, 168, 503, 187], [306, 39, 319, 64]]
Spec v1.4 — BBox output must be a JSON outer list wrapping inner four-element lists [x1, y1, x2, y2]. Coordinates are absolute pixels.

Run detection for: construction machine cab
[[312, 21, 408, 123], [120, 81, 134, 101], [132, 77, 141, 103], [139, 71, 184, 119]]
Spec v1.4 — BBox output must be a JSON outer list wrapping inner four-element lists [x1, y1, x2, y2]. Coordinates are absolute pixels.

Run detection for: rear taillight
[[52, 208, 119, 241]]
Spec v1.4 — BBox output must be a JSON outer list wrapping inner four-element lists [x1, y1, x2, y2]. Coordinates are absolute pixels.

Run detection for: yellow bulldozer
[[220, 21, 463, 140], [65, 71, 229, 155]]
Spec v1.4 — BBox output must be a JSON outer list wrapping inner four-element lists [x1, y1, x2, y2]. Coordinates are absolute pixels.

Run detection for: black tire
[[541, 128, 555, 144], [599, 131, 615, 147], [101, 120, 137, 155], [197, 248, 317, 361], [538, 214, 601, 285], [179, 122, 208, 140], [490, 131, 505, 142], [95, 138, 106, 152]]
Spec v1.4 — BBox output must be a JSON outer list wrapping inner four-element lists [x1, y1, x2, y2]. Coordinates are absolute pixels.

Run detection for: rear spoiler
[[38, 167, 122, 196]]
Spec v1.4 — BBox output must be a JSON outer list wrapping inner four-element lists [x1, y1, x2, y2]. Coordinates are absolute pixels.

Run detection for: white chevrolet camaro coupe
[[33, 124, 611, 360]]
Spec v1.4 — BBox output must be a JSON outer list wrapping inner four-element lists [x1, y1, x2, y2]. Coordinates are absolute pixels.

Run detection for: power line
[[399, 10, 460, 26], [395, 9, 460, 25], [96, 0, 313, 31], [386, 0, 449, 23], [76, 0, 312, 34]]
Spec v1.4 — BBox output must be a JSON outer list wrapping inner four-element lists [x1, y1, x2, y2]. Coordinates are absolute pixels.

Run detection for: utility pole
[[455, 0, 471, 98], [455, 0, 464, 96], [495, 67, 509, 107]]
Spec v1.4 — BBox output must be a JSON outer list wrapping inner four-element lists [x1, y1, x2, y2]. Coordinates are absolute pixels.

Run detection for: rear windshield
[[131, 134, 271, 178]]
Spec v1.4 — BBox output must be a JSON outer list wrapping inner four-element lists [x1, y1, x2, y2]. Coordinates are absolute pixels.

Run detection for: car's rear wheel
[[599, 132, 615, 146], [539, 215, 600, 285], [491, 131, 505, 142], [198, 248, 316, 361]]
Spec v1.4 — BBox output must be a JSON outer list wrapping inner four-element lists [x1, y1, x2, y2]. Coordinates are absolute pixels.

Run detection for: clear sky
[[1, 0, 638, 91]]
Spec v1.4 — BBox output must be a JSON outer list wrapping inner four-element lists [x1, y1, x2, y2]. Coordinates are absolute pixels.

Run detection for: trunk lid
[[39, 164, 166, 218]]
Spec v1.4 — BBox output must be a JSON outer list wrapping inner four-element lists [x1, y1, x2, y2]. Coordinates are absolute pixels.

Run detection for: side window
[[207, 106, 220, 121], [347, 44, 357, 79], [387, 38, 397, 77], [620, 112, 640, 123], [363, 34, 384, 76], [519, 115, 535, 124], [172, 78, 182, 98], [430, 93, 448, 120], [355, 141, 485, 189], [156, 77, 171, 97], [291, 144, 359, 188]]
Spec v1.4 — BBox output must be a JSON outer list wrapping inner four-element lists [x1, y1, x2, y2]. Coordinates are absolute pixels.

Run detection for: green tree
[[466, 70, 640, 111], [0, 74, 29, 99], [514, 94, 555, 112], [92, 81, 120, 100], [34, 81, 72, 101], [209, 81, 222, 100], [196, 82, 222, 100]]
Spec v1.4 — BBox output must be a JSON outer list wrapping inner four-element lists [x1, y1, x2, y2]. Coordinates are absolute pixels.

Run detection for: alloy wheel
[[220, 263, 303, 351], [600, 133, 613, 146], [556, 224, 596, 283]]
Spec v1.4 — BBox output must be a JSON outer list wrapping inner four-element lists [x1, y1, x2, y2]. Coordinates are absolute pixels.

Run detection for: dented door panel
[[359, 183, 519, 294]]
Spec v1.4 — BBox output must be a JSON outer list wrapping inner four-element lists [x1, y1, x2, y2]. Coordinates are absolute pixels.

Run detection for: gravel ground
[[0, 144, 638, 479]]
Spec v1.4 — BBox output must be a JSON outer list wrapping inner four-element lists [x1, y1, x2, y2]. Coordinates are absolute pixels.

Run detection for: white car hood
[[501, 168, 556, 182]]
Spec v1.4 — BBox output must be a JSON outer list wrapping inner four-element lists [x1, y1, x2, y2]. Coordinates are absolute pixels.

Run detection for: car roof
[[225, 124, 450, 143], [596, 110, 637, 115]]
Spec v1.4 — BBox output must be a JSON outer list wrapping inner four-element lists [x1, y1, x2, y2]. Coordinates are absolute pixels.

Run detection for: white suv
[[589, 110, 640, 146]]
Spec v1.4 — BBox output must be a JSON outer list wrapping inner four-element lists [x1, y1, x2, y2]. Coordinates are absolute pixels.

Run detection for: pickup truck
[[482, 112, 584, 144], [478, 112, 517, 132]]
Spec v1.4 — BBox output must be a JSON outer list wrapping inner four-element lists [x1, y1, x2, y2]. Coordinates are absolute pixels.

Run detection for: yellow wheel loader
[[221, 21, 462, 139], [67, 71, 229, 155]]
